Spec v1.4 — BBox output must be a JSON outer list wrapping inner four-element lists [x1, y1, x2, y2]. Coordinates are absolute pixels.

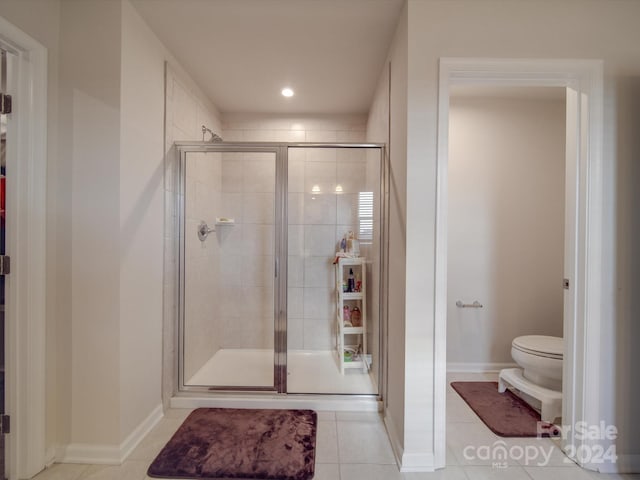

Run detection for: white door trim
[[0, 16, 48, 480], [435, 58, 604, 470]]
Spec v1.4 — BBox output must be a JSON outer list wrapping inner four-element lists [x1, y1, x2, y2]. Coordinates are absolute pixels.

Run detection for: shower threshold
[[184, 348, 378, 395], [170, 390, 380, 413]]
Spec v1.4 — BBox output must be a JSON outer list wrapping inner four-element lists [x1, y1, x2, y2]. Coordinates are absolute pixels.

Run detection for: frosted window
[[358, 191, 373, 243]]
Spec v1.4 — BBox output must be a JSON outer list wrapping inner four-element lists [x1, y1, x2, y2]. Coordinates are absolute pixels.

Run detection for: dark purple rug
[[451, 382, 560, 437], [147, 408, 317, 480]]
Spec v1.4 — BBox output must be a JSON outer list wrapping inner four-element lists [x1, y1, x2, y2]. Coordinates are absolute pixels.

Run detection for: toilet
[[511, 335, 563, 391], [499, 335, 564, 422]]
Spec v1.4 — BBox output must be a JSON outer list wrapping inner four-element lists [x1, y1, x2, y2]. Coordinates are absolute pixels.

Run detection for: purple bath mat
[[451, 382, 560, 437], [147, 408, 317, 480]]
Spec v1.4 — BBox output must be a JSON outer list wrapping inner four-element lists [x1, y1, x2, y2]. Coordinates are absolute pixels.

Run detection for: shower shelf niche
[[335, 256, 368, 374]]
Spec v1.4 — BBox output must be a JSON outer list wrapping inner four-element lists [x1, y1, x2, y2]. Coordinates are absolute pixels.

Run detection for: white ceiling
[[131, 0, 405, 115]]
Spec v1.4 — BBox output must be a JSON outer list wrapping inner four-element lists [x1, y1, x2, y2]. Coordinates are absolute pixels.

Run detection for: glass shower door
[[179, 147, 283, 391], [286, 145, 383, 395]]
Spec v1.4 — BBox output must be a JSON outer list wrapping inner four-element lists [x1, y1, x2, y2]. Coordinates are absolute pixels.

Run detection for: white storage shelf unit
[[335, 257, 367, 374]]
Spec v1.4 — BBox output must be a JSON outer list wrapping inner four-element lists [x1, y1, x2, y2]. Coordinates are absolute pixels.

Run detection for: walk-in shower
[[176, 142, 386, 397]]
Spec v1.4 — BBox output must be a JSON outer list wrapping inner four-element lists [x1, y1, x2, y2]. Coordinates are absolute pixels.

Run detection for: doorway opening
[[445, 85, 568, 463], [435, 58, 604, 470]]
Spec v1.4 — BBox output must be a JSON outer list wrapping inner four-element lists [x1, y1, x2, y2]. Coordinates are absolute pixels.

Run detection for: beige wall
[[119, 0, 167, 442], [62, 0, 123, 447], [447, 94, 565, 367]]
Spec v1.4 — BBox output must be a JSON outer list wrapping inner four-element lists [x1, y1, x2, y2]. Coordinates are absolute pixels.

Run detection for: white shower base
[[186, 348, 377, 395], [287, 349, 377, 394]]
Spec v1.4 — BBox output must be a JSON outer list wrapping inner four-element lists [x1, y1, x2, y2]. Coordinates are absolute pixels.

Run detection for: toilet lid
[[512, 335, 563, 359]]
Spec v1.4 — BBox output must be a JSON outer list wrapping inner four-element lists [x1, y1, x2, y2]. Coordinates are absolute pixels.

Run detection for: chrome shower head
[[201, 125, 223, 143]]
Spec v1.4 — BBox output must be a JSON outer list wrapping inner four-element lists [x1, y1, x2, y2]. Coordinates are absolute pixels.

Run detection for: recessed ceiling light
[[281, 87, 294, 97]]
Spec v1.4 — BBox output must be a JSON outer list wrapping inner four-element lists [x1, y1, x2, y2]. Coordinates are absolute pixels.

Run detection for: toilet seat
[[512, 335, 563, 360]]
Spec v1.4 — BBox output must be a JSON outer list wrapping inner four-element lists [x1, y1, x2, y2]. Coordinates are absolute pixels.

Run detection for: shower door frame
[[176, 143, 288, 393], [175, 141, 388, 398]]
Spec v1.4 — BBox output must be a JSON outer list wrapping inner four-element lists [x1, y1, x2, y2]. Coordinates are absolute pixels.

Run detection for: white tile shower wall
[[164, 63, 222, 394], [183, 151, 222, 381], [221, 113, 369, 351], [218, 152, 276, 349], [222, 113, 366, 144]]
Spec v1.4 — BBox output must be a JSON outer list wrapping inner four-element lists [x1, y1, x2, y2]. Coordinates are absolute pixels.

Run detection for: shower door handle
[[275, 258, 279, 278]]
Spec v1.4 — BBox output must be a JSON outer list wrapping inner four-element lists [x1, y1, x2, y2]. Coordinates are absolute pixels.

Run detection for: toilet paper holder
[[456, 300, 483, 308]]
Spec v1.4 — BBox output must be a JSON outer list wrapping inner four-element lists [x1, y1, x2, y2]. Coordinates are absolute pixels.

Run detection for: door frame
[[435, 58, 604, 469], [0, 15, 48, 480]]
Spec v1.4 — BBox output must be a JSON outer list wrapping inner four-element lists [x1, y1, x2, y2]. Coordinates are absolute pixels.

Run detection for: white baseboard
[[383, 410, 437, 472], [56, 444, 121, 465], [447, 362, 517, 373], [56, 403, 164, 465], [399, 453, 436, 473], [120, 403, 164, 460], [45, 446, 57, 467]]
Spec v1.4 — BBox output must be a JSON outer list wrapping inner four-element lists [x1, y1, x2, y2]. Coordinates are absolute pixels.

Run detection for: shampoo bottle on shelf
[[348, 268, 355, 293], [343, 306, 352, 326], [351, 306, 361, 327]]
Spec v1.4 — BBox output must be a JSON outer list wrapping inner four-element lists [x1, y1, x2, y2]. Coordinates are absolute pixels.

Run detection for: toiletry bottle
[[343, 306, 351, 326], [347, 231, 355, 254], [351, 306, 361, 327], [340, 236, 347, 253], [348, 268, 355, 292]]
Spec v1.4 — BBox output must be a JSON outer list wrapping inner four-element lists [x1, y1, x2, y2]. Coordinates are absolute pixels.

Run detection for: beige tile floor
[[32, 374, 640, 480]]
